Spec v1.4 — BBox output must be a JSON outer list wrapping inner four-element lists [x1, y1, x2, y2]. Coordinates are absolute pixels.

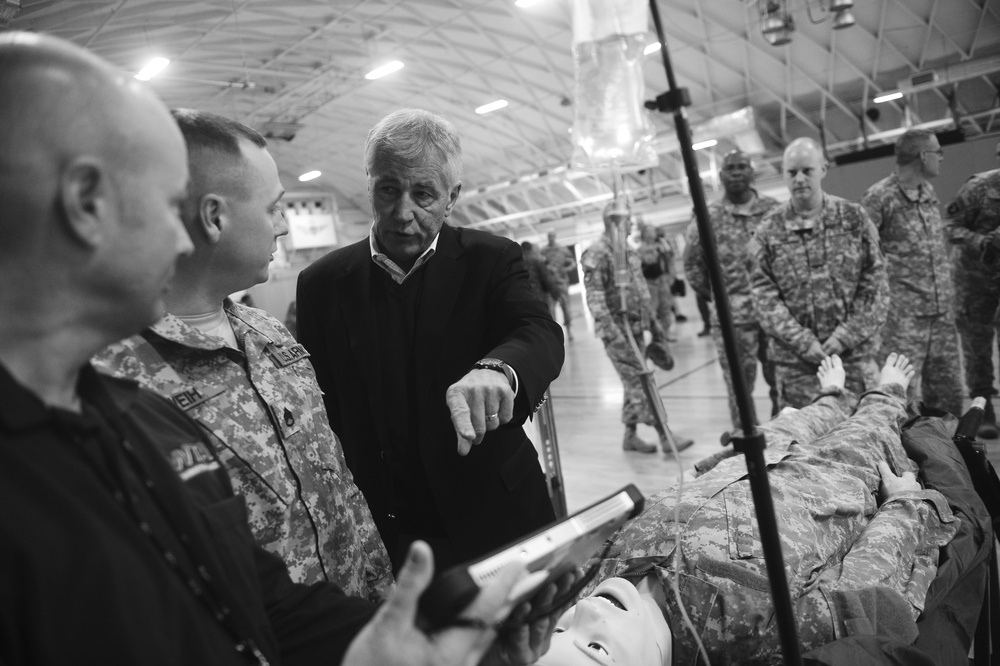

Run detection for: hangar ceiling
[[5, 0, 1000, 243]]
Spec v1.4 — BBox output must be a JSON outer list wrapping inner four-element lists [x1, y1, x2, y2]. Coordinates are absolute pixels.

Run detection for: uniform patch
[[169, 442, 221, 479], [170, 384, 225, 411], [266, 343, 310, 368]]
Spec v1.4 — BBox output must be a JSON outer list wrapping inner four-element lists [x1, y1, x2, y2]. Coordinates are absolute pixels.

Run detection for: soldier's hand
[[803, 340, 827, 364], [820, 336, 845, 356], [878, 460, 921, 501]]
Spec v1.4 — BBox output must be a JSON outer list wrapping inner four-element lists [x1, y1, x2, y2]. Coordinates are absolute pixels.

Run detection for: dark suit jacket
[[296, 224, 563, 566]]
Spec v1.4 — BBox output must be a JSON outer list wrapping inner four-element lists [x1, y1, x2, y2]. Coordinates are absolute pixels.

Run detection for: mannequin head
[[535, 577, 672, 666]]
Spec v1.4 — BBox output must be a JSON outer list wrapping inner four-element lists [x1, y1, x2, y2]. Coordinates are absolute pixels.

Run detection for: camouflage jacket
[[861, 172, 953, 317], [589, 384, 957, 666], [750, 195, 889, 361], [945, 168, 1000, 271], [93, 300, 393, 602], [636, 239, 675, 282], [581, 235, 652, 338], [541, 243, 576, 288], [683, 191, 780, 324]]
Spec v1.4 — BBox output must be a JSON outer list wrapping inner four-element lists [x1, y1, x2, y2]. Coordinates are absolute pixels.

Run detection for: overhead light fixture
[[644, 42, 662, 55], [475, 99, 508, 114], [515, 0, 543, 6], [365, 60, 404, 80], [832, 10, 855, 29], [692, 139, 718, 150], [829, 0, 853, 10], [760, 1, 794, 47], [873, 92, 903, 104], [298, 170, 321, 182], [135, 57, 170, 81]]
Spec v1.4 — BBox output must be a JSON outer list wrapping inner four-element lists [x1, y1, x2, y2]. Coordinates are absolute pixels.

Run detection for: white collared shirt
[[368, 226, 440, 285]]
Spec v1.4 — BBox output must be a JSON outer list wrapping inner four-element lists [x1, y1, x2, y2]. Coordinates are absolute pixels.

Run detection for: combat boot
[[623, 430, 657, 453], [660, 427, 695, 457], [978, 397, 999, 440]]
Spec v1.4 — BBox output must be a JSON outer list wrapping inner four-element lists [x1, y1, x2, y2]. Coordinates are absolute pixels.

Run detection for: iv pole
[[644, 1, 803, 664]]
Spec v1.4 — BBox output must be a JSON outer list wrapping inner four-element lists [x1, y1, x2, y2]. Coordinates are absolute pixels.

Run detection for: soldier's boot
[[622, 429, 657, 454], [659, 426, 694, 457], [977, 397, 999, 440]]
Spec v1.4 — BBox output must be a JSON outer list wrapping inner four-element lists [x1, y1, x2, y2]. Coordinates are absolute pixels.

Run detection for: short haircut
[[521, 241, 534, 252], [171, 108, 266, 156], [895, 128, 935, 166], [170, 109, 266, 215], [364, 108, 462, 185]]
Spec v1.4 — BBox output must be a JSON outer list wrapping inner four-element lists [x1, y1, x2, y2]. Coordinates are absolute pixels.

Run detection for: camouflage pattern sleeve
[[829, 209, 889, 351], [682, 216, 712, 300], [945, 175, 988, 254], [581, 239, 616, 337], [859, 184, 886, 235], [749, 222, 822, 357]]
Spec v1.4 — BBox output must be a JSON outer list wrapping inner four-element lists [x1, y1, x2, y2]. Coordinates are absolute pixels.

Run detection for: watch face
[[476, 358, 506, 370]]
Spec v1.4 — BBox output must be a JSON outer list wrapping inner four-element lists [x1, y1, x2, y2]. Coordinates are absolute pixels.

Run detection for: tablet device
[[418, 483, 644, 629]]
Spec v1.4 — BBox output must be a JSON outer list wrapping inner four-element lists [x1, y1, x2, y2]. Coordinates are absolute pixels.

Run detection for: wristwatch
[[473, 358, 515, 389]]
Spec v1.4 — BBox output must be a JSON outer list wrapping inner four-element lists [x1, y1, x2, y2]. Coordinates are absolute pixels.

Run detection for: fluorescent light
[[476, 99, 508, 115], [365, 61, 404, 80], [692, 139, 718, 150], [135, 57, 170, 81], [298, 170, 322, 182], [873, 92, 903, 104], [644, 42, 662, 55], [515, 0, 543, 7]]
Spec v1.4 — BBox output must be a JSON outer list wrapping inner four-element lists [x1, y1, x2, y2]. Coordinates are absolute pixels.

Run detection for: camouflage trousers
[[954, 268, 1000, 397], [549, 283, 572, 329], [600, 383, 957, 666], [710, 322, 778, 428], [772, 351, 878, 410], [598, 318, 656, 425], [645, 275, 674, 337], [878, 311, 964, 415]]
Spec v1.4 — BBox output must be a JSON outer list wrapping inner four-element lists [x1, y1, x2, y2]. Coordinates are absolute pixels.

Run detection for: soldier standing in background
[[94, 110, 393, 601], [946, 139, 1000, 437], [637, 224, 676, 342], [520, 240, 555, 304], [860, 128, 964, 417], [750, 138, 889, 408], [582, 204, 694, 455], [542, 230, 577, 341], [684, 149, 780, 429]]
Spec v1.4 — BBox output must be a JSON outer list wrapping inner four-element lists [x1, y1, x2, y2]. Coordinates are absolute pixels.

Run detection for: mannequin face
[[535, 578, 672, 666]]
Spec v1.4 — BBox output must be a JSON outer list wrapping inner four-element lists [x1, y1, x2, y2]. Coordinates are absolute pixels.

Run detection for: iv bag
[[570, 0, 658, 171]]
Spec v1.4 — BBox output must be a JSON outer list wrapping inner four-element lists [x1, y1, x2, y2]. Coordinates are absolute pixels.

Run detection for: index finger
[[877, 460, 894, 480]]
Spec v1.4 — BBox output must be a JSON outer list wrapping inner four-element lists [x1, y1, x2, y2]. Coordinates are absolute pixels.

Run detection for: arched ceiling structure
[[6, 0, 1000, 242]]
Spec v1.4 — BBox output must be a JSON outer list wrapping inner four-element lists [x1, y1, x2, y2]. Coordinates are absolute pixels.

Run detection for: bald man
[[683, 150, 780, 429], [0, 31, 556, 666], [750, 138, 889, 408]]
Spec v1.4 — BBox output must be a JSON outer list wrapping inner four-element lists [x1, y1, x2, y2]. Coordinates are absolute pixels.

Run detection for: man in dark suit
[[297, 108, 564, 571]]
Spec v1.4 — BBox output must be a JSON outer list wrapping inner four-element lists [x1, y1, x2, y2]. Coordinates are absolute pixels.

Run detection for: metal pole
[[647, 2, 803, 664]]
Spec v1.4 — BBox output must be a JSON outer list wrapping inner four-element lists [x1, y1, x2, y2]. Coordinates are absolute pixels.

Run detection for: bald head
[[0, 32, 191, 344], [783, 138, 827, 213]]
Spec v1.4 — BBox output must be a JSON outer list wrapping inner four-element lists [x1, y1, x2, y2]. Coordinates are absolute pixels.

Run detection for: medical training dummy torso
[[577, 380, 957, 666]]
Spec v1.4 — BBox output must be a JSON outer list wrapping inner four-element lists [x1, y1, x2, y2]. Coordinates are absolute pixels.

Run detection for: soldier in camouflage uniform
[[543, 230, 577, 340], [751, 138, 889, 408], [861, 128, 964, 416], [582, 203, 694, 455], [684, 150, 780, 429], [946, 140, 1000, 436], [540, 355, 959, 666], [94, 110, 392, 602], [637, 223, 676, 341]]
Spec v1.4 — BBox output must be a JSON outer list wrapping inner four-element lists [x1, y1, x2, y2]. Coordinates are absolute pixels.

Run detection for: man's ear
[[197, 193, 227, 245], [57, 156, 110, 248], [444, 180, 462, 217]]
